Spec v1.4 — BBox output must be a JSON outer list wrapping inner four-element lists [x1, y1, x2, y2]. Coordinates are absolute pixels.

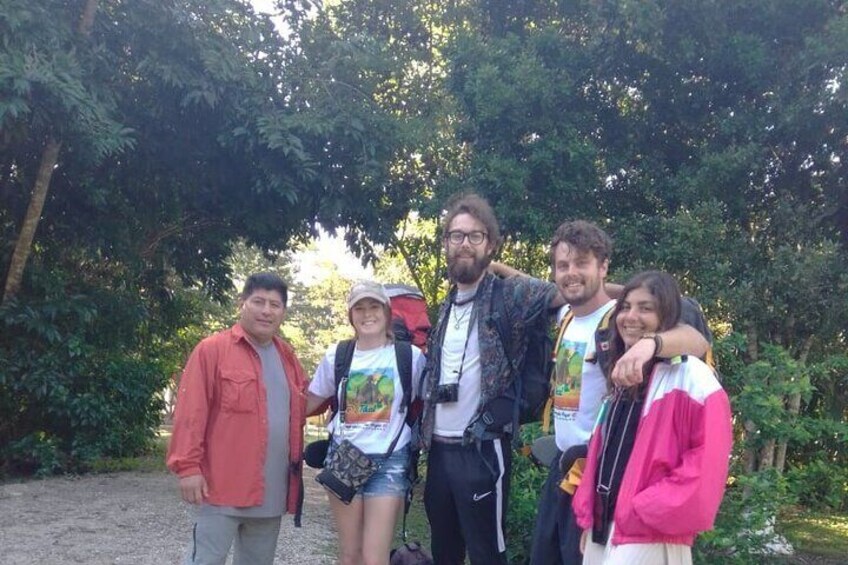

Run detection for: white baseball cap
[[347, 280, 390, 310]]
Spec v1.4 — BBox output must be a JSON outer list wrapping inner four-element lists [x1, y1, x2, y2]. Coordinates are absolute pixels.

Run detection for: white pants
[[583, 526, 692, 565]]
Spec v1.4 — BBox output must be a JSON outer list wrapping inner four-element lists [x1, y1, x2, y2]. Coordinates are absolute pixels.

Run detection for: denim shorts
[[325, 442, 411, 498]]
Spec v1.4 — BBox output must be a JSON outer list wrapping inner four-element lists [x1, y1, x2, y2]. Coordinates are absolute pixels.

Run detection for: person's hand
[[580, 529, 589, 554], [611, 337, 656, 387], [179, 474, 208, 504]]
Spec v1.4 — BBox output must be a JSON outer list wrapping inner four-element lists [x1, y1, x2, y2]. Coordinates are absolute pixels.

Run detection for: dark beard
[[448, 253, 491, 284]]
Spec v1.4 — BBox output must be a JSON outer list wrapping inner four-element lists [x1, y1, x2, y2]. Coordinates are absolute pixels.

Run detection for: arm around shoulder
[[657, 323, 709, 359], [489, 260, 528, 278]]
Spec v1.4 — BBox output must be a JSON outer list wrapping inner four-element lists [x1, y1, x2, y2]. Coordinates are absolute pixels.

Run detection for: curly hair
[[549, 220, 613, 266]]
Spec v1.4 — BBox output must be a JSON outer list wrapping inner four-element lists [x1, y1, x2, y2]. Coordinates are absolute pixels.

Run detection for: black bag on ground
[[390, 541, 434, 565]]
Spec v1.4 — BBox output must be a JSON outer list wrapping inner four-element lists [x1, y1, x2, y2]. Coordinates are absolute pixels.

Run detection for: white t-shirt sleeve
[[308, 344, 338, 399]]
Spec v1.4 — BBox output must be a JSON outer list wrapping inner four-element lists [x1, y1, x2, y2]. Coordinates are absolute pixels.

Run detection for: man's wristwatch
[[641, 333, 663, 356]]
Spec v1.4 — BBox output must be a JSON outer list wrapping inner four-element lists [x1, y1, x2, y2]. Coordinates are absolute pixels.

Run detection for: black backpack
[[480, 278, 554, 441]]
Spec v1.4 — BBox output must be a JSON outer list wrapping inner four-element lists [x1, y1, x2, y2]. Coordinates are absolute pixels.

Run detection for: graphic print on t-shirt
[[344, 368, 395, 424], [553, 339, 587, 412]]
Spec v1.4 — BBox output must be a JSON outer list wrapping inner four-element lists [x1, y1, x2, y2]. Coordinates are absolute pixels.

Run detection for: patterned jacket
[[419, 273, 557, 449]]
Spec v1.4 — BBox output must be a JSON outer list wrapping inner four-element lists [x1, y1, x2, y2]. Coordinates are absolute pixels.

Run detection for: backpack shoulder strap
[[394, 340, 413, 413], [331, 339, 357, 416], [554, 310, 574, 355], [599, 307, 615, 330], [490, 277, 512, 362]]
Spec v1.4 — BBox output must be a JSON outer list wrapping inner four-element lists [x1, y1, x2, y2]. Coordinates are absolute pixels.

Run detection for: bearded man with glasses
[[417, 193, 564, 565]]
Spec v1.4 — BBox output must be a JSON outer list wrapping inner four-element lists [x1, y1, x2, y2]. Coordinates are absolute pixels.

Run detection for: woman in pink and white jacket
[[573, 271, 732, 565]]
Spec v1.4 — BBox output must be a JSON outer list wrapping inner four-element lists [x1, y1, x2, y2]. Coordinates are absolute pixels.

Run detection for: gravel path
[[0, 468, 336, 564]]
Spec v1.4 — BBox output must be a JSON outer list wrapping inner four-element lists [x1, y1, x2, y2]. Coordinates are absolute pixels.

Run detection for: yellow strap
[[542, 312, 573, 434], [559, 457, 586, 495], [705, 346, 715, 369], [541, 397, 553, 434], [598, 306, 615, 331]]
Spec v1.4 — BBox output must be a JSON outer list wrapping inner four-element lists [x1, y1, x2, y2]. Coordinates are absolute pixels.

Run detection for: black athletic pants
[[529, 445, 586, 565], [424, 437, 512, 565]]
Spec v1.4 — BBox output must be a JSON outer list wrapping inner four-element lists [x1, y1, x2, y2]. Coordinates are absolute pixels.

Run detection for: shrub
[[506, 423, 547, 564], [695, 467, 792, 564], [786, 459, 848, 512], [0, 290, 169, 476]]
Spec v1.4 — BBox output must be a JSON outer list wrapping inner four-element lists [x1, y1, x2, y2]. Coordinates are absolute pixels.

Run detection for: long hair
[[605, 271, 682, 387]]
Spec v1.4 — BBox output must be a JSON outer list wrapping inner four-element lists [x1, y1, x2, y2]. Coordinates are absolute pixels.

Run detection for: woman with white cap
[[306, 280, 426, 565]]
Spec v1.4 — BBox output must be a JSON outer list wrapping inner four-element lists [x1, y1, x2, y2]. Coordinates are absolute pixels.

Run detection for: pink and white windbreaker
[[573, 356, 732, 547]]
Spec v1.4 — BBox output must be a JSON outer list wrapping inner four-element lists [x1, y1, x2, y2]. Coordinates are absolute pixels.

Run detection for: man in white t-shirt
[[530, 221, 616, 565], [419, 194, 562, 565]]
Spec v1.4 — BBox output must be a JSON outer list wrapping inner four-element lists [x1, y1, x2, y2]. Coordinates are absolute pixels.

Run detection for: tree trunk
[[2, 139, 62, 304], [775, 338, 813, 473], [2, 1, 97, 304], [742, 325, 760, 497], [78, 0, 98, 36], [759, 439, 775, 470]]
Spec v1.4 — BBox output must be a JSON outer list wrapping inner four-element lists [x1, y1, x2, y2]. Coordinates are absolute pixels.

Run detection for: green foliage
[[375, 214, 447, 317], [500, 423, 549, 563], [0, 274, 169, 476], [724, 341, 811, 447], [88, 435, 169, 474], [785, 459, 848, 512], [695, 468, 791, 564], [283, 256, 354, 374]]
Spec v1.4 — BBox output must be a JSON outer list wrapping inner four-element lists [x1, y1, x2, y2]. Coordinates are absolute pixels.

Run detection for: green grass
[[777, 507, 848, 560], [393, 481, 431, 550]]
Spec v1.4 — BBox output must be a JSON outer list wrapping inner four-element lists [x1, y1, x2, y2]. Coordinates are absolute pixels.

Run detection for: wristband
[[641, 333, 663, 356]]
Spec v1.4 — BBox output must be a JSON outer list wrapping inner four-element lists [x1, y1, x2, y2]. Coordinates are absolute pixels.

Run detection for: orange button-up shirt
[[166, 324, 307, 517]]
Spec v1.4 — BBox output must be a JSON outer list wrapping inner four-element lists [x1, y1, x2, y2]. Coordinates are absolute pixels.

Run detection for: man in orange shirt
[[167, 272, 308, 565]]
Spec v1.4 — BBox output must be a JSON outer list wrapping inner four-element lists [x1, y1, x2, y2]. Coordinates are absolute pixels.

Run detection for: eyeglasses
[[446, 230, 488, 245]]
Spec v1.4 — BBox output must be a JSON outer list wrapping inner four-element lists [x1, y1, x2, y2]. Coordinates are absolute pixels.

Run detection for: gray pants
[[184, 513, 282, 565]]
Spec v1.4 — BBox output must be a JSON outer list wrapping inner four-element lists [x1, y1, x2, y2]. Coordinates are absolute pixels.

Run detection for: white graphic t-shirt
[[553, 300, 616, 452], [309, 342, 425, 454]]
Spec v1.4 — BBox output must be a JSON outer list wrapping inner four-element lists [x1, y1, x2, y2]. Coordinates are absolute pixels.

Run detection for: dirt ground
[[0, 467, 336, 565], [3, 468, 843, 565]]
